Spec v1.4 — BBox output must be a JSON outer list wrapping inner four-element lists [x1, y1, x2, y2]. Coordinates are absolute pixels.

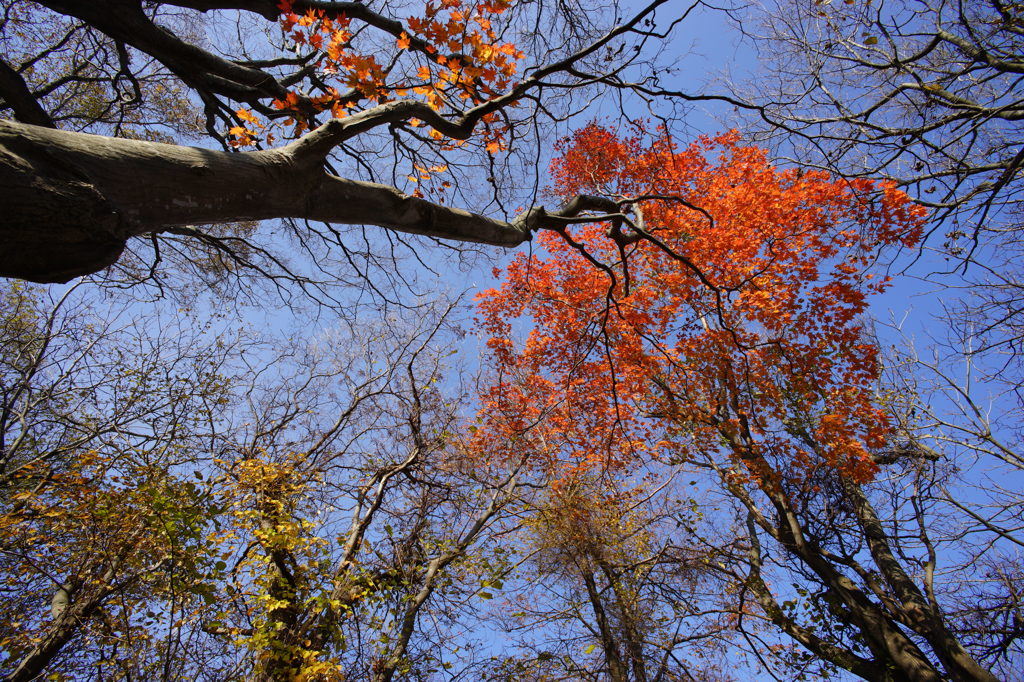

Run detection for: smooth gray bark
[[0, 119, 624, 283]]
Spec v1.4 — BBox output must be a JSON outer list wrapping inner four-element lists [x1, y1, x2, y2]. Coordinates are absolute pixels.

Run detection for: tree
[[486, 472, 740, 681], [702, 7, 1024, 674], [0, 0, 676, 283], [873, 328, 1024, 679], [475, 123, 924, 481], [0, 282, 241, 681], [716, 0, 1024, 388], [731, 0, 1022, 250], [474, 124, 1011, 680], [0, 280, 541, 681], [4, 0, 1020, 678]]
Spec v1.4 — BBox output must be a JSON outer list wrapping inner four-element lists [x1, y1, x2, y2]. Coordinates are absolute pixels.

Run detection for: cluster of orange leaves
[[404, 0, 523, 107], [279, 1, 381, 118], [228, 107, 267, 148], [473, 124, 926, 485], [229, 0, 522, 150]]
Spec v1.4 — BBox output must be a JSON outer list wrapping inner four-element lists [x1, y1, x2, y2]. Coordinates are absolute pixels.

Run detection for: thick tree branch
[[0, 119, 640, 282], [0, 59, 55, 128], [37, 0, 293, 105]]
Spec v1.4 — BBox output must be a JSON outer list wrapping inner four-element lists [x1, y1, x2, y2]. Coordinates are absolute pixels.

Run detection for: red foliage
[[232, 0, 523, 148], [473, 124, 925, 484]]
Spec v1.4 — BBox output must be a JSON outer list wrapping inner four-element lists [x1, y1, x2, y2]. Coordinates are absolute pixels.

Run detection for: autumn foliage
[[474, 125, 926, 484], [229, 0, 523, 149]]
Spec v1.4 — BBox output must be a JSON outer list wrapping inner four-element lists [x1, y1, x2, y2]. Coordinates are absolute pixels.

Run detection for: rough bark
[[763, 488, 946, 682], [3, 564, 123, 682], [841, 479, 1002, 682], [596, 559, 648, 682]]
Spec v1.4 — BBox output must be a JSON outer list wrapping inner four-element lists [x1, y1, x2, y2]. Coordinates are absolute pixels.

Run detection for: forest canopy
[[0, 0, 1021, 680]]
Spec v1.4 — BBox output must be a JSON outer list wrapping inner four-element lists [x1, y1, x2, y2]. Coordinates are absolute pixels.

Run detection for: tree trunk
[[582, 568, 629, 682]]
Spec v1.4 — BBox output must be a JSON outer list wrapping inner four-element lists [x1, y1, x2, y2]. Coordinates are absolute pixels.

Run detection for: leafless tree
[[727, 0, 1022, 253]]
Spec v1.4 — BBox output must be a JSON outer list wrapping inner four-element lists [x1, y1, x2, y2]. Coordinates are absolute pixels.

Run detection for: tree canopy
[[475, 124, 924, 481], [1, 0, 1022, 680], [474, 125, 1003, 681]]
